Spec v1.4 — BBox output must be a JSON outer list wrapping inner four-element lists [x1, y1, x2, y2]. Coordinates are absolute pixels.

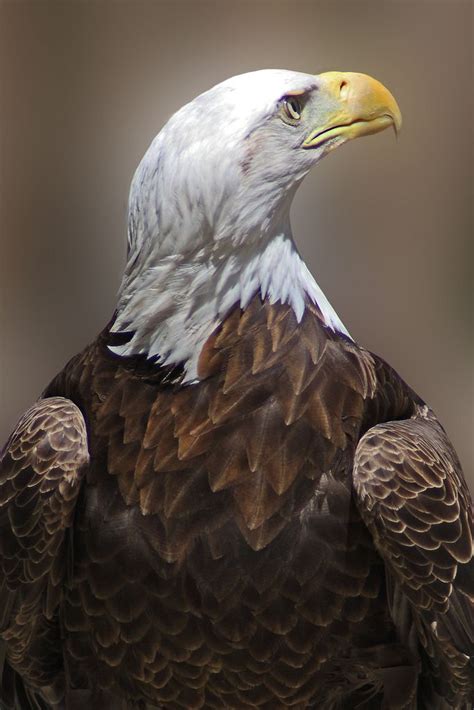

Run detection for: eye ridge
[[284, 97, 302, 121]]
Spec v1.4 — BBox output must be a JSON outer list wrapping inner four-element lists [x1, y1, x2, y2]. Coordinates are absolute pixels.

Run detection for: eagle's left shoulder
[[353, 403, 474, 704]]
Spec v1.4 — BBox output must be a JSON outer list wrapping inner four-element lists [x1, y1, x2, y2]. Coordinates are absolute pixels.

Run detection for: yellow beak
[[303, 71, 402, 150]]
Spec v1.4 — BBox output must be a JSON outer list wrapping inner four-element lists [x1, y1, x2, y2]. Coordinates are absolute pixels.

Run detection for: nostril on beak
[[339, 79, 348, 99]]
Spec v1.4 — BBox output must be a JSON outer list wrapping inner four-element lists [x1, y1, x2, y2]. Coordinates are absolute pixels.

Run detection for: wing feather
[[0, 397, 89, 706], [353, 407, 473, 704]]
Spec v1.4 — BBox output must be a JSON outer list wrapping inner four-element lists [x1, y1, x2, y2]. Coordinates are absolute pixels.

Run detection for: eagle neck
[[109, 227, 350, 383]]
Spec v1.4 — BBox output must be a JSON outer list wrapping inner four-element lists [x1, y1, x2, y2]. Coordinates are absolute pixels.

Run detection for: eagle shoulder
[[353, 405, 474, 705], [0, 396, 89, 706]]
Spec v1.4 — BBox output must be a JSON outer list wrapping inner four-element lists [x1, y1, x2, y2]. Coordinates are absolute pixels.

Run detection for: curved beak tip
[[391, 107, 403, 138]]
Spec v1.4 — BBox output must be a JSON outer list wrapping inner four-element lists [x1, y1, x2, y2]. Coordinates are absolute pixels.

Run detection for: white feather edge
[[109, 232, 351, 383]]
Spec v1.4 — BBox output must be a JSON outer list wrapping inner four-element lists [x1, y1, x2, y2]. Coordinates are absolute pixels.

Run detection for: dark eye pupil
[[285, 98, 301, 118]]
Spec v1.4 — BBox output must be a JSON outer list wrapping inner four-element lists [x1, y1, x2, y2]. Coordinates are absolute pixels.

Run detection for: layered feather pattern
[[1, 297, 472, 708], [40, 297, 438, 708]]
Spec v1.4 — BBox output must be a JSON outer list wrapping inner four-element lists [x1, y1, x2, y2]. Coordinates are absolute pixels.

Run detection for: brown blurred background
[[1, 0, 472, 488]]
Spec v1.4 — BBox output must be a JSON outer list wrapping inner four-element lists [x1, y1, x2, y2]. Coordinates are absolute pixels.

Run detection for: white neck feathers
[[109, 230, 350, 383]]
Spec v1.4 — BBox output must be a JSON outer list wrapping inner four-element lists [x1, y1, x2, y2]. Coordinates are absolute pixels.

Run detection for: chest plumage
[[44, 297, 415, 707]]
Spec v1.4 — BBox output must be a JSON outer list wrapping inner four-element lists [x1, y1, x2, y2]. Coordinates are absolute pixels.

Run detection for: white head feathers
[[110, 69, 350, 381]]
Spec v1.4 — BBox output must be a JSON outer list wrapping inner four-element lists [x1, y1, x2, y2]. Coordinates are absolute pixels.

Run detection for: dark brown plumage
[[1, 297, 472, 708]]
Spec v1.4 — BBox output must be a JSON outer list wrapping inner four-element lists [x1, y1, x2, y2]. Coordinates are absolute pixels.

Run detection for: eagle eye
[[283, 97, 302, 121]]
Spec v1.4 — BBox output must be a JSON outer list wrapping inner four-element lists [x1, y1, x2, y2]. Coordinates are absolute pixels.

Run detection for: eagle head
[[127, 69, 400, 255], [111, 69, 401, 380]]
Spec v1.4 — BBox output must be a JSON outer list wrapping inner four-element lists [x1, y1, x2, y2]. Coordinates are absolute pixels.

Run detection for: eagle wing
[[0, 397, 89, 707], [353, 407, 474, 704]]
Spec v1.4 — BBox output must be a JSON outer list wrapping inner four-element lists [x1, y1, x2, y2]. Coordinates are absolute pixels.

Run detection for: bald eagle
[[0, 70, 472, 710]]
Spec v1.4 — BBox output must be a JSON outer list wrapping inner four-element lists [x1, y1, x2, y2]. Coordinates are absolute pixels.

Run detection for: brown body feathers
[[0, 298, 472, 709]]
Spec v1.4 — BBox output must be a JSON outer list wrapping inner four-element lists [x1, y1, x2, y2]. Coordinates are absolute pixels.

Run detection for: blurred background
[[0, 0, 472, 488]]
